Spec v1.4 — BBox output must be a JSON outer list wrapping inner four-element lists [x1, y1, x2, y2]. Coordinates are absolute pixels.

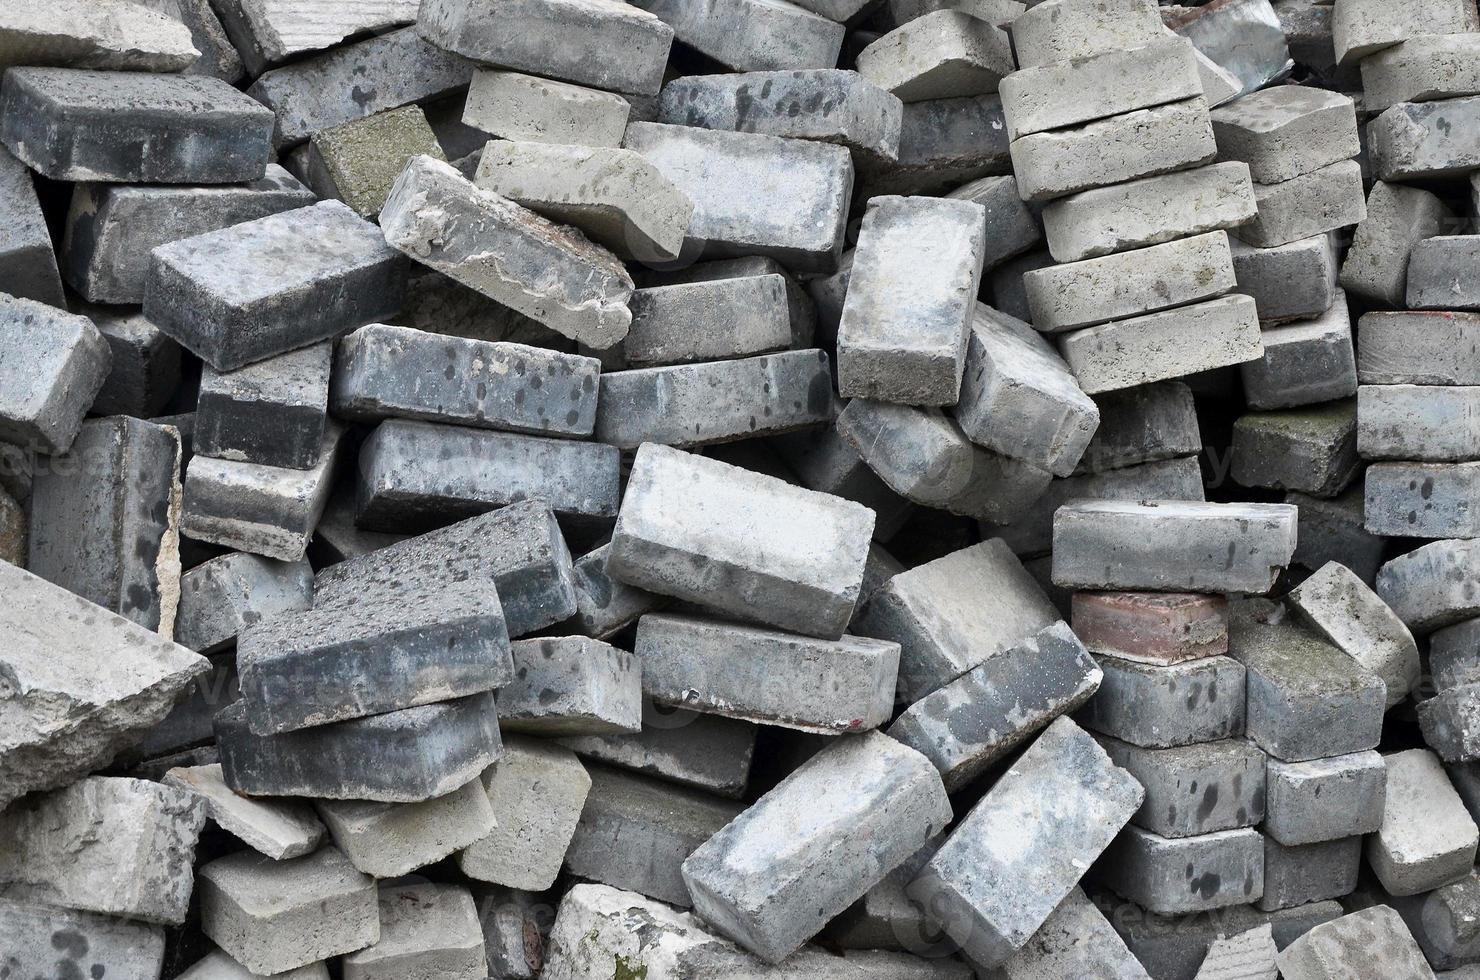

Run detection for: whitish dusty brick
[[342, 882, 485, 980], [1096, 826, 1264, 915], [1026, 231, 1236, 333], [216, 692, 502, 803], [0, 562, 209, 808], [1371, 95, 1480, 181], [908, 717, 1143, 968], [165, 763, 324, 860], [1210, 86, 1358, 183], [608, 444, 873, 639], [856, 11, 1013, 103], [498, 636, 641, 736], [1060, 294, 1263, 395], [1277, 906, 1437, 978], [198, 847, 379, 975], [853, 539, 1059, 701], [0, 776, 205, 925], [683, 731, 950, 962], [1072, 592, 1228, 665], [624, 122, 853, 273], [459, 736, 591, 891], [475, 141, 691, 262], [637, 613, 898, 734], [0, 294, 110, 454], [628, 0, 839, 74], [464, 68, 629, 148], [1237, 159, 1366, 249], [1332, 0, 1478, 65], [1011, 96, 1217, 202], [1041, 161, 1255, 262], [1340, 181, 1453, 306], [1000, 36, 1202, 140], [0, 67, 273, 183], [955, 303, 1098, 475], [1052, 499, 1297, 594], [889, 621, 1100, 790], [1230, 620, 1385, 763], [0, 899, 166, 980], [248, 27, 475, 148], [316, 778, 495, 879], [594, 350, 834, 449], [659, 69, 902, 160], [419, 0, 672, 95], [1287, 561, 1419, 707], [1359, 311, 1480, 386], [380, 155, 632, 349], [1263, 751, 1386, 847], [1361, 33, 1480, 111], [1010, 0, 1162, 69]]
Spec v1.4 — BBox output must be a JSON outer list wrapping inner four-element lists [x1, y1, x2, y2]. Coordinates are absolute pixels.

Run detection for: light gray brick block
[[1009, 0, 1162, 69], [1371, 750, 1480, 897], [1410, 236, 1480, 311], [342, 882, 485, 980], [1237, 159, 1366, 249], [0, 294, 110, 454], [1339, 180, 1453, 306], [0, 145, 63, 305], [165, 762, 324, 861], [1359, 384, 1480, 462], [315, 778, 495, 879], [1331, 0, 1478, 65], [1210, 86, 1358, 183], [1097, 826, 1264, 915], [1361, 33, 1480, 111], [1277, 906, 1434, 979], [497, 636, 641, 736], [1359, 311, 1480, 386], [855, 10, 1014, 103], [1230, 233, 1338, 325], [1078, 654, 1245, 748], [463, 69, 630, 147], [628, 0, 840, 74], [1379, 539, 1480, 634], [1286, 561, 1419, 708], [1371, 95, 1480, 181], [1241, 292, 1356, 410], [1365, 461, 1480, 539], [1263, 751, 1387, 846]]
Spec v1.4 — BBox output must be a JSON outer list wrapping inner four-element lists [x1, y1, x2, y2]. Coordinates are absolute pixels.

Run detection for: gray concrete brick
[[1361, 33, 1480, 111], [314, 501, 577, 639], [380, 155, 631, 349], [28, 416, 182, 634], [854, 538, 1059, 702], [1432, 619, 1480, 694], [498, 635, 641, 736], [1359, 311, 1480, 386], [992, 885, 1153, 980], [890, 620, 1099, 790], [342, 882, 484, 980], [197, 342, 329, 470], [464, 68, 629, 146], [1371, 95, 1480, 181], [1099, 737, 1264, 838], [198, 847, 378, 975], [608, 443, 873, 639], [1078, 654, 1244, 749], [624, 121, 853, 273], [1237, 159, 1366, 249], [1230, 620, 1384, 762], [354, 417, 619, 529], [659, 69, 902, 161], [1010, 0, 1162, 69], [1359, 384, 1480, 461], [773, 427, 913, 538], [87, 307, 182, 418], [684, 731, 950, 962], [0, 898, 164, 980], [595, 350, 834, 449], [943, 173, 1040, 270], [638, 612, 898, 733], [909, 717, 1142, 968], [1096, 826, 1264, 915], [1241, 292, 1356, 410], [316, 778, 495, 879], [567, 543, 670, 640], [1277, 906, 1436, 979], [1287, 561, 1420, 708], [1420, 683, 1480, 763], [837, 399, 1052, 523], [1211, 86, 1358, 183], [1379, 539, 1480, 634], [559, 701, 755, 799], [164, 762, 324, 860], [247, 27, 475, 148], [1041, 161, 1255, 262], [0, 0, 199, 72], [856, 92, 1010, 198], [623, 277, 792, 367], [1410, 236, 1480, 310], [823, 835, 941, 952], [0, 67, 272, 183], [1258, 836, 1362, 913], [628, 0, 839, 74], [1398, 869, 1480, 971], [1060, 294, 1264, 395], [419, 0, 671, 95], [1263, 751, 1386, 846], [1052, 499, 1297, 594], [1011, 96, 1217, 202], [180, 951, 329, 980], [0, 145, 62, 306], [211, 0, 416, 76], [0, 294, 110, 454], [1340, 180, 1453, 306], [1230, 233, 1338, 325], [565, 765, 744, 908], [1365, 461, 1480, 538], [216, 691, 502, 803], [182, 423, 342, 561], [1074, 382, 1200, 475], [1288, 488, 1385, 584], [1332, 0, 1478, 65], [1027, 231, 1237, 332], [1001, 36, 1202, 140], [1231, 400, 1359, 498], [856, 11, 1013, 103], [1107, 896, 1342, 980], [134, 0, 242, 82], [0, 776, 205, 925]]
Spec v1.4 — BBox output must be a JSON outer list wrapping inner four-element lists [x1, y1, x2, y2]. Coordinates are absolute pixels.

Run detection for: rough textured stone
[[165, 762, 324, 860], [1276, 906, 1437, 979], [1237, 159, 1366, 249], [198, 847, 379, 975], [683, 731, 950, 963], [628, 0, 840, 74], [1332, 0, 1478, 65], [0, 67, 273, 183], [1340, 180, 1453, 306], [624, 121, 853, 273], [909, 717, 1143, 969], [855, 10, 1013, 103], [1096, 825, 1264, 915], [301, 105, 445, 218], [889, 620, 1100, 790], [497, 635, 641, 736], [1359, 311, 1480, 387], [1230, 401, 1359, 498], [0, 0, 199, 72], [316, 779, 495, 879], [1010, 0, 1162, 69], [0, 562, 210, 808], [1377, 538, 1480, 634], [211, 0, 416, 76], [1371, 95, 1480, 181], [341, 882, 485, 980]]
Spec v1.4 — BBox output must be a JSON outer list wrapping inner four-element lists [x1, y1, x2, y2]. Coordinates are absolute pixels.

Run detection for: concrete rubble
[[2, 0, 1477, 975]]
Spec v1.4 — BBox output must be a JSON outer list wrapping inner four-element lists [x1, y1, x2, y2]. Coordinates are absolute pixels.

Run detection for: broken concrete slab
[[497, 635, 642, 736], [164, 762, 325, 860], [212, 0, 417, 76], [196, 341, 331, 470], [0, 0, 199, 72]]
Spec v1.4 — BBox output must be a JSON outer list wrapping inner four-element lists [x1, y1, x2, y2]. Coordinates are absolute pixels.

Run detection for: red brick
[[1071, 591, 1228, 664]]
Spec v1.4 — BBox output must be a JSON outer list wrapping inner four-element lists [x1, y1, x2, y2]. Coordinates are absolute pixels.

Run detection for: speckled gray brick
[[333, 323, 600, 438], [1409, 236, 1480, 311], [1078, 654, 1245, 749], [1097, 826, 1264, 916], [1237, 159, 1366, 249], [498, 635, 641, 736], [0, 67, 273, 183], [1242, 295, 1357, 411], [1378, 538, 1480, 634], [1359, 311, 1480, 387], [683, 731, 950, 962], [1258, 836, 1363, 913], [1099, 737, 1265, 839], [1359, 384, 1480, 462], [1264, 751, 1386, 847], [0, 899, 165, 980], [1365, 461, 1480, 538], [1286, 561, 1419, 708], [1370, 96, 1480, 181], [629, 0, 839, 74], [1010, 0, 1162, 68]]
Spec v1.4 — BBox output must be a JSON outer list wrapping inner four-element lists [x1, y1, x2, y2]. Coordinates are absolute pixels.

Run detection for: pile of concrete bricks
[[6, 0, 1480, 977]]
